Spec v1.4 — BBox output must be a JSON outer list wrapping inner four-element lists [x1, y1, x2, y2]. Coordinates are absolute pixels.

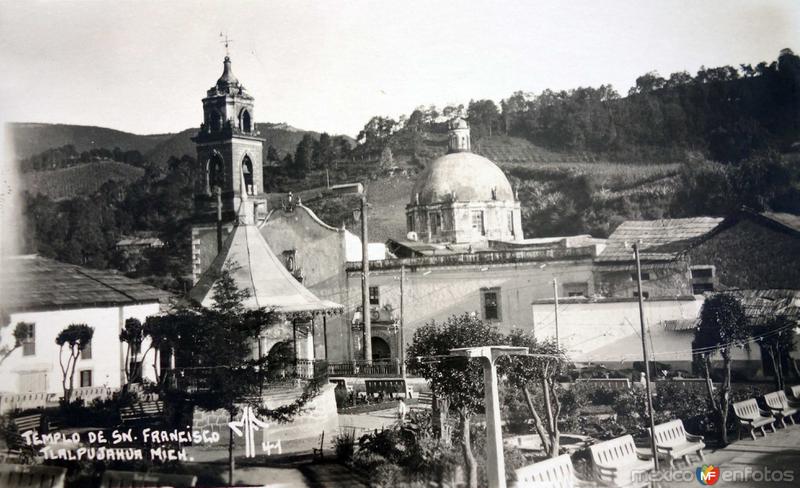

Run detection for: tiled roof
[[759, 212, 800, 234], [726, 289, 800, 326], [596, 217, 724, 262], [0, 255, 170, 313]]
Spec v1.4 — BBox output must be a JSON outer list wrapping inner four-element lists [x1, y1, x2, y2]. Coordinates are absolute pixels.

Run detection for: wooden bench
[[732, 398, 776, 440], [364, 379, 408, 399], [120, 400, 164, 425], [0, 464, 67, 488], [649, 419, 705, 467], [763, 391, 798, 428], [12, 414, 43, 435], [312, 431, 325, 460], [100, 470, 197, 487], [575, 378, 631, 390], [787, 384, 800, 403], [513, 453, 592, 487], [588, 434, 655, 487]]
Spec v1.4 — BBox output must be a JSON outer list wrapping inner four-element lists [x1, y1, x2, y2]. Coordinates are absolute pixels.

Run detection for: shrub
[[334, 387, 350, 409], [333, 429, 357, 463]]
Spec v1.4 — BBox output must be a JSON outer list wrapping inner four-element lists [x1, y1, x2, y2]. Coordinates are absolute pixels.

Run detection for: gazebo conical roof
[[189, 223, 342, 317]]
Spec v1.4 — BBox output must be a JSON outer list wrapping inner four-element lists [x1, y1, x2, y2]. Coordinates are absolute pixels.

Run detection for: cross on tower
[[219, 32, 234, 56]]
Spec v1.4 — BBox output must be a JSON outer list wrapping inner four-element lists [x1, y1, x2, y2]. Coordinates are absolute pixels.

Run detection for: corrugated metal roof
[[726, 289, 800, 326], [596, 217, 724, 262], [0, 255, 170, 312], [189, 224, 343, 316]]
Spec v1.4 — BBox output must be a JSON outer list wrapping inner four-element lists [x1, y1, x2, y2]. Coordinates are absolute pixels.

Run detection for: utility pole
[[360, 191, 372, 363], [214, 186, 223, 254], [552, 278, 560, 346], [399, 264, 406, 377], [633, 242, 659, 470]]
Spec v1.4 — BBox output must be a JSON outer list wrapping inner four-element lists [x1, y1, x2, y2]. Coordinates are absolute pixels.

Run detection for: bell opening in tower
[[208, 154, 225, 194], [242, 156, 254, 195]]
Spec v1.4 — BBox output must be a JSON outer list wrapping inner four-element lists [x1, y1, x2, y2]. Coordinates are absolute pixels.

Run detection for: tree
[[755, 316, 796, 390], [142, 264, 322, 486], [406, 313, 503, 488], [293, 134, 315, 178], [55, 324, 94, 403], [467, 99, 501, 138], [503, 330, 571, 458], [0, 321, 32, 365], [266, 145, 280, 163], [119, 318, 144, 390], [692, 293, 751, 445]]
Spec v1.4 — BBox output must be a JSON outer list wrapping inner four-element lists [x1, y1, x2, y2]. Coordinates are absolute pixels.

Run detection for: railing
[[327, 360, 401, 378], [170, 360, 329, 393], [346, 246, 596, 272]]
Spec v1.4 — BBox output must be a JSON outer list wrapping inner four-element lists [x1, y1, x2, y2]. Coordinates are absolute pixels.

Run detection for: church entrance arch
[[371, 337, 391, 361]]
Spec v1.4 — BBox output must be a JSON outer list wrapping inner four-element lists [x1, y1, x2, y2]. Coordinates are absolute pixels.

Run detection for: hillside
[[143, 122, 343, 168], [22, 161, 145, 200], [7, 123, 172, 160]]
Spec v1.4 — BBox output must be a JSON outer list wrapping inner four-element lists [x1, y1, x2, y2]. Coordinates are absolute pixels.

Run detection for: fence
[[327, 360, 401, 378]]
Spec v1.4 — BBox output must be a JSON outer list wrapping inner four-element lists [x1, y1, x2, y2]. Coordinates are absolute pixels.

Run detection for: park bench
[[763, 391, 798, 428], [513, 453, 592, 487], [12, 414, 44, 435], [575, 378, 631, 390], [365, 379, 409, 399], [0, 464, 67, 488], [312, 431, 325, 460], [787, 384, 800, 403], [100, 470, 197, 487], [649, 419, 705, 467], [411, 392, 434, 410], [732, 398, 776, 440], [588, 434, 655, 487], [120, 400, 165, 425]]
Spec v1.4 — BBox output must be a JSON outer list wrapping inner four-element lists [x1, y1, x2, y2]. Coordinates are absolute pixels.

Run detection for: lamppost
[[450, 346, 528, 488]]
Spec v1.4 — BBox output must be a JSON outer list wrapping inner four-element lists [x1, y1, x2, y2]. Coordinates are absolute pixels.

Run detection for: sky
[[0, 0, 798, 137]]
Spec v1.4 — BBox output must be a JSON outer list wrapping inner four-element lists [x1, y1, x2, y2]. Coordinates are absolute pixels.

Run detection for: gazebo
[[189, 221, 343, 378]]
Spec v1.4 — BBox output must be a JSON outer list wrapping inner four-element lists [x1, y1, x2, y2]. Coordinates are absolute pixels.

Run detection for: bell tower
[[191, 54, 267, 283]]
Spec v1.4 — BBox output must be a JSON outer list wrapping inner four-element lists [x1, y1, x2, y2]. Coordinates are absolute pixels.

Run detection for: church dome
[[411, 152, 515, 205]]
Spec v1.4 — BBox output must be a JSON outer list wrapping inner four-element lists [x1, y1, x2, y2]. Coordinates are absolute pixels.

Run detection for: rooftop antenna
[[219, 32, 234, 57]]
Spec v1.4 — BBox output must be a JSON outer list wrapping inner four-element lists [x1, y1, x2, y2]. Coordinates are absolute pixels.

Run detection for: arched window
[[242, 155, 254, 195], [207, 153, 224, 194], [240, 109, 252, 133], [210, 110, 222, 133]]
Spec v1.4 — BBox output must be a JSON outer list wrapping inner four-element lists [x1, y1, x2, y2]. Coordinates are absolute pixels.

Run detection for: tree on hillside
[[55, 323, 94, 403], [692, 293, 751, 445], [266, 145, 280, 163], [406, 313, 504, 488], [503, 330, 571, 458], [293, 134, 315, 178], [467, 99, 501, 138]]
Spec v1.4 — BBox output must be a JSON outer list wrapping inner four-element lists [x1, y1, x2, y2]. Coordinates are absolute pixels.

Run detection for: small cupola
[[448, 117, 471, 153], [216, 56, 240, 91]]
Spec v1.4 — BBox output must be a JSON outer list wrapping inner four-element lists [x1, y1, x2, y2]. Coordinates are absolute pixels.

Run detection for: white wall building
[[0, 255, 168, 396]]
